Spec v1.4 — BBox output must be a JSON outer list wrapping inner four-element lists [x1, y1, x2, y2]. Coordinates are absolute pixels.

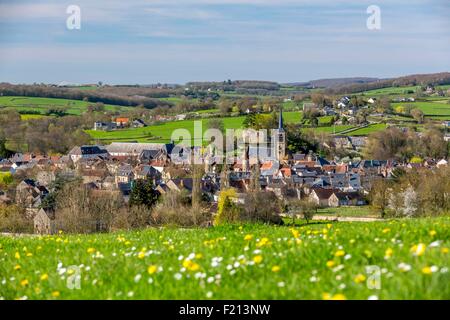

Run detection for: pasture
[[0, 96, 131, 116], [0, 217, 448, 300]]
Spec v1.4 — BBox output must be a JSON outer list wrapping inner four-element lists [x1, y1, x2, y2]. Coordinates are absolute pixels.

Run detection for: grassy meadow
[[0, 96, 131, 116], [87, 111, 304, 143], [0, 217, 448, 300], [393, 101, 450, 119]]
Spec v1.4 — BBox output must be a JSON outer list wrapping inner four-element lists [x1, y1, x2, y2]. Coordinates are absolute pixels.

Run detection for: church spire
[[278, 105, 284, 131]]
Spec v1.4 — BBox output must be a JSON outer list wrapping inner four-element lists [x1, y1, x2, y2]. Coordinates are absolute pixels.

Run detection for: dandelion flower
[[253, 255, 263, 264], [411, 243, 426, 256], [15, 252, 20, 260], [87, 248, 96, 254], [441, 247, 449, 254], [326, 260, 335, 268], [20, 279, 29, 287], [429, 230, 437, 237], [271, 266, 281, 273], [182, 259, 200, 271], [322, 293, 346, 300], [40, 274, 49, 281], [384, 248, 393, 259], [334, 250, 345, 257], [137, 252, 146, 259], [290, 229, 300, 239], [354, 274, 366, 284], [14, 265, 21, 271], [422, 266, 433, 275], [147, 265, 158, 275], [244, 234, 254, 241], [256, 238, 271, 248], [51, 291, 60, 298]]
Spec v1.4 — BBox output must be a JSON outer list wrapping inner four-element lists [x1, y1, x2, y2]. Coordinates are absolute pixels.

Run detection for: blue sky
[[0, 0, 449, 84]]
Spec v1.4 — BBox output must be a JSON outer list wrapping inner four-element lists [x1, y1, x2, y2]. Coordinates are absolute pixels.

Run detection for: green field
[[348, 123, 388, 136], [360, 86, 419, 96], [0, 96, 131, 116], [88, 112, 304, 143], [0, 217, 448, 300], [317, 207, 381, 218], [392, 101, 450, 119]]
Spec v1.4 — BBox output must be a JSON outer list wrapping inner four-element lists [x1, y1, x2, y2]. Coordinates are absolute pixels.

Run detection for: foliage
[[129, 179, 159, 209], [214, 188, 241, 225]]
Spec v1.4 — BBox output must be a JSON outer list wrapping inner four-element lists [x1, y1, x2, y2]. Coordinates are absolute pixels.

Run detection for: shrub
[[152, 191, 211, 227], [214, 188, 241, 225], [242, 191, 283, 224], [0, 205, 33, 233]]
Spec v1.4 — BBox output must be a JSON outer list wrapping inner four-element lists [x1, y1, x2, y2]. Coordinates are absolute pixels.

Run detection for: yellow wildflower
[[15, 252, 20, 260], [137, 251, 146, 259], [421, 266, 432, 275], [411, 243, 426, 257], [87, 248, 96, 254], [256, 237, 271, 248], [323, 293, 347, 300], [40, 274, 49, 281], [271, 266, 281, 273], [290, 229, 299, 239], [51, 291, 60, 298], [14, 264, 21, 271], [429, 230, 437, 237], [441, 247, 449, 254], [382, 228, 390, 234], [182, 259, 200, 271], [195, 253, 203, 259], [253, 255, 263, 264], [384, 248, 393, 259], [326, 260, 335, 268], [20, 279, 29, 287], [147, 265, 158, 275], [354, 274, 366, 284], [334, 250, 345, 257], [244, 234, 254, 241]]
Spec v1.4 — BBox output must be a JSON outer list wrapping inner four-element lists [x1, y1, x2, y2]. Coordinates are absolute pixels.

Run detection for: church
[[241, 107, 286, 170]]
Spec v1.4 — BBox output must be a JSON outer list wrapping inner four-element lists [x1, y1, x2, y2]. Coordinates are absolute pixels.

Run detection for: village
[[1, 109, 448, 235]]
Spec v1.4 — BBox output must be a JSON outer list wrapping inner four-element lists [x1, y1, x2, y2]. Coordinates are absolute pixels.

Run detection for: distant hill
[[325, 72, 450, 94], [285, 72, 450, 94], [286, 77, 380, 89]]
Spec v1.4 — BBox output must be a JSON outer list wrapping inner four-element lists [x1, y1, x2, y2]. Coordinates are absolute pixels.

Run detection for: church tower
[[275, 106, 286, 161]]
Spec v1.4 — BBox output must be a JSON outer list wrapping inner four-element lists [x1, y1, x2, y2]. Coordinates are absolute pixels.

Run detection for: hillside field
[[392, 101, 450, 120], [0, 96, 131, 116], [0, 217, 448, 300]]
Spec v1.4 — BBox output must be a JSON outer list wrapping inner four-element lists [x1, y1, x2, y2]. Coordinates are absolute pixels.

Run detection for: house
[[115, 164, 134, 184], [134, 164, 162, 182], [34, 208, 56, 235], [15, 179, 49, 208], [69, 145, 109, 163], [94, 122, 117, 131], [105, 142, 175, 158], [132, 119, 147, 128], [309, 188, 338, 207], [334, 191, 366, 206], [115, 117, 130, 128]]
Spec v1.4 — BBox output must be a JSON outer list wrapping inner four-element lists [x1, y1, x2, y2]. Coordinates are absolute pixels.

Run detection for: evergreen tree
[[129, 179, 159, 209]]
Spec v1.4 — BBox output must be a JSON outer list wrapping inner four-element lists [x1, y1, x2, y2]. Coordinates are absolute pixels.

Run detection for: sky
[[0, 0, 449, 85]]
